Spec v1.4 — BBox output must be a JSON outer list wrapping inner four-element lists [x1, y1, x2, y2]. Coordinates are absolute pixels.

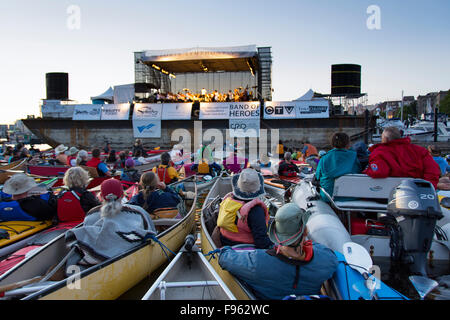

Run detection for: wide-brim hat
[[68, 147, 79, 156], [260, 154, 270, 165], [55, 144, 68, 154], [231, 168, 265, 200], [3, 173, 39, 195], [268, 203, 311, 246]]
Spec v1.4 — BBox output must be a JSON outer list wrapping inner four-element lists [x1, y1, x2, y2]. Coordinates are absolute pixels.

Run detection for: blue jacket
[[218, 243, 338, 300], [315, 148, 361, 202], [127, 187, 181, 214], [432, 156, 449, 176]]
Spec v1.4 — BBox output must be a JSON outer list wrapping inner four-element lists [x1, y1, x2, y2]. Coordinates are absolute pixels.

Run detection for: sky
[[0, 0, 449, 124]]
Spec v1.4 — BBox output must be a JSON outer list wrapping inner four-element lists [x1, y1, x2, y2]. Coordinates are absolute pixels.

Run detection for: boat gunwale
[[1, 177, 198, 300]]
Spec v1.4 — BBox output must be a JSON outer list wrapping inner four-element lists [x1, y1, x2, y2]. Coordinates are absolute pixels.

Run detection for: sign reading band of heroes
[[200, 102, 260, 120]]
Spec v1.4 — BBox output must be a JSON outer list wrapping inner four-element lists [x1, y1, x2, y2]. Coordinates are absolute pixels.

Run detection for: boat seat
[[324, 174, 413, 213], [152, 218, 181, 227]]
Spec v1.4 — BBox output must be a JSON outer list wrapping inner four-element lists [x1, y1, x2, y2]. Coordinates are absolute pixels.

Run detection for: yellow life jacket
[[198, 161, 210, 174]]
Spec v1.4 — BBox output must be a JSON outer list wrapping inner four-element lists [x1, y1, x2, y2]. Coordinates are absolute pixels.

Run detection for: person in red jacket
[[363, 127, 440, 188]]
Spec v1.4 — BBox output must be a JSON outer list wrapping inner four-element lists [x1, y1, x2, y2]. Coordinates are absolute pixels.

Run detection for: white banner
[[295, 101, 329, 119], [133, 103, 162, 120], [228, 102, 260, 119], [162, 103, 192, 120], [101, 103, 131, 120], [200, 102, 260, 119], [263, 101, 297, 119], [132, 119, 161, 138], [72, 104, 102, 120], [229, 119, 260, 137], [199, 103, 229, 119]]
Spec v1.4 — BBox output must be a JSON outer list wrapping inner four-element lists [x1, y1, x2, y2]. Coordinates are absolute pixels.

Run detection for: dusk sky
[[0, 0, 449, 124]]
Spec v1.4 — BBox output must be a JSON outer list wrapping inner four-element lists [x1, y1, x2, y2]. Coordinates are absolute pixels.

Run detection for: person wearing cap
[[315, 132, 361, 202], [64, 178, 156, 269], [217, 168, 273, 249], [120, 158, 141, 183], [218, 203, 338, 300], [66, 147, 79, 167], [277, 152, 300, 177], [363, 127, 440, 189], [152, 152, 179, 184], [127, 171, 181, 215], [54, 144, 68, 165], [86, 148, 112, 177], [1, 173, 57, 221]]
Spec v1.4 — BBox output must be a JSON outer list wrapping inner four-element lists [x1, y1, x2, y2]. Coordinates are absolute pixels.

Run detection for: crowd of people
[[0, 127, 449, 300], [148, 87, 256, 103]]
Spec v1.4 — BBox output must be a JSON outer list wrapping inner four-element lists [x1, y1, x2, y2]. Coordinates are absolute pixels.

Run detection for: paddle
[[409, 275, 438, 300], [343, 242, 380, 300]]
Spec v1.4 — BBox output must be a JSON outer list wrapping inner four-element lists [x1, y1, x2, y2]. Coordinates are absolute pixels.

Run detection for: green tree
[[439, 92, 450, 115], [394, 101, 417, 119]]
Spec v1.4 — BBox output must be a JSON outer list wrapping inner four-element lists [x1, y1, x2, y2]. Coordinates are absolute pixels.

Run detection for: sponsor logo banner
[[264, 101, 297, 119], [133, 103, 162, 120], [200, 102, 260, 119], [72, 104, 102, 120], [162, 103, 192, 120], [229, 119, 260, 137], [101, 103, 131, 120], [295, 101, 329, 119], [132, 119, 161, 138]]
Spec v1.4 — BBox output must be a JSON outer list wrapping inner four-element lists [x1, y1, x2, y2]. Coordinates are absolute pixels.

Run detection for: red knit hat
[[100, 178, 123, 201]]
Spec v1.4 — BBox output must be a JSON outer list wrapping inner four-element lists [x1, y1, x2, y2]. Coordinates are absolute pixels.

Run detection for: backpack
[[57, 190, 86, 223]]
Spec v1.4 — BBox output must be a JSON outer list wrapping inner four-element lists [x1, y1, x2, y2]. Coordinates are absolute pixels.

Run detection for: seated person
[[75, 150, 89, 166], [1, 173, 57, 221], [223, 150, 248, 174], [57, 167, 100, 223], [278, 152, 300, 177], [66, 147, 79, 167], [190, 158, 222, 176], [65, 178, 156, 269], [120, 158, 141, 183], [219, 203, 338, 300], [128, 171, 182, 216], [258, 154, 272, 168], [351, 141, 369, 171], [217, 168, 273, 249], [428, 145, 449, 176], [54, 144, 69, 165], [86, 148, 112, 177], [363, 127, 440, 189], [315, 132, 361, 202], [152, 152, 179, 184]]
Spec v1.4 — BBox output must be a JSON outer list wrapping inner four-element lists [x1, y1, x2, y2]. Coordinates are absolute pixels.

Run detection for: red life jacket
[[86, 157, 105, 177], [279, 161, 298, 177], [57, 190, 86, 223], [66, 155, 76, 166], [157, 166, 172, 184]]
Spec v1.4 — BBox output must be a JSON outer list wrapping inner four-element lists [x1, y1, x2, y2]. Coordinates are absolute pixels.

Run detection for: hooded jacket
[[315, 148, 361, 202], [363, 137, 440, 188]]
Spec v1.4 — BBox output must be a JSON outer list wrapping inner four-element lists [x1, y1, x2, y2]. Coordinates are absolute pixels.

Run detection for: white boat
[[142, 235, 236, 300]]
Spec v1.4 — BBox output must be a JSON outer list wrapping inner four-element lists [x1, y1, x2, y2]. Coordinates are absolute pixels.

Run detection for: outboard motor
[[386, 179, 443, 276]]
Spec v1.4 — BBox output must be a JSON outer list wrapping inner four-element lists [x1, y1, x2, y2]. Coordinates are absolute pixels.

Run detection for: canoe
[[27, 165, 69, 177], [0, 177, 198, 300], [199, 176, 286, 300], [142, 235, 236, 300], [0, 159, 28, 184]]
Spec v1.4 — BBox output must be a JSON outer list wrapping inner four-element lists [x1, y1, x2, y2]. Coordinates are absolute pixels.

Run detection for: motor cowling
[[386, 179, 443, 276]]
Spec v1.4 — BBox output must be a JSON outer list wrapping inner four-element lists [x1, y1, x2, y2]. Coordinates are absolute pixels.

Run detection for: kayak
[[0, 177, 198, 300], [0, 159, 28, 184]]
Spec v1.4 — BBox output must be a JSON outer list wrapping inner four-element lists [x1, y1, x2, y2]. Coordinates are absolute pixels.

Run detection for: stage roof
[[140, 45, 259, 74]]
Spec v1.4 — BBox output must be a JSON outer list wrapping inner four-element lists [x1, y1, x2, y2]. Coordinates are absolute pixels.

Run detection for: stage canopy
[[140, 45, 259, 74]]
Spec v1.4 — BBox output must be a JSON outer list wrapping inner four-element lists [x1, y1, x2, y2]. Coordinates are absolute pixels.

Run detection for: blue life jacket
[[0, 193, 50, 221]]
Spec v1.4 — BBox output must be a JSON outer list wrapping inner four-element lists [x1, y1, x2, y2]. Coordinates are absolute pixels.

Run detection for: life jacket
[[57, 190, 86, 223], [304, 144, 318, 158], [156, 165, 172, 184], [86, 157, 105, 177], [218, 193, 269, 244], [0, 193, 50, 221], [279, 161, 298, 177], [198, 161, 210, 174], [66, 155, 76, 166]]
